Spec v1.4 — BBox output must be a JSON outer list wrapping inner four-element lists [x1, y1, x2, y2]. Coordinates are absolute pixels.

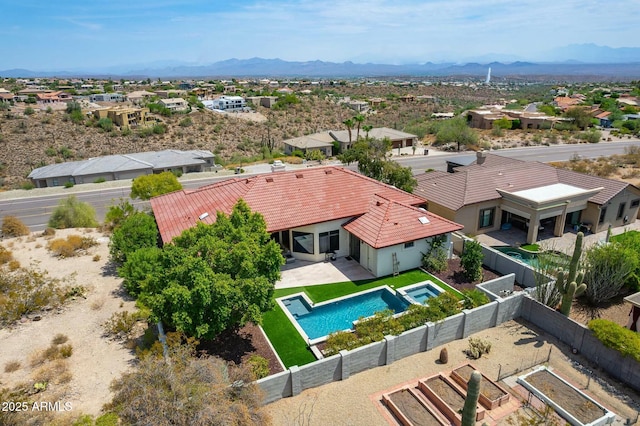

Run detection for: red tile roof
[[151, 166, 437, 243], [343, 195, 463, 248], [415, 154, 635, 210]]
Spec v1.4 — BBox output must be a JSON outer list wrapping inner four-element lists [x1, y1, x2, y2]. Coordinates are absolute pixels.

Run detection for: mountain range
[[1, 44, 639, 79]]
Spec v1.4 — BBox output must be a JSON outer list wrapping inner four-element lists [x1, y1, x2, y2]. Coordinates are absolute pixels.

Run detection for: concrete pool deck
[[276, 257, 375, 289]]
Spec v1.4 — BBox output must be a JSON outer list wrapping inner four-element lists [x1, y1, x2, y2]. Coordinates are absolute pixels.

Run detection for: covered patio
[[276, 257, 375, 289]]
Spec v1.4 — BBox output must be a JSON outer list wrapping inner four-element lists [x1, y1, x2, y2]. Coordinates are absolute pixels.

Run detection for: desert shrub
[[48, 195, 98, 229], [103, 198, 136, 232], [130, 171, 182, 200], [246, 355, 270, 379], [353, 310, 403, 344], [42, 227, 56, 237], [21, 182, 35, 190], [94, 177, 106, 183], [422, 235, 448, 273], [324, 331, 360, 356], [2, 215, 30, 237], [583, 242, 638, 305], [46, 235, 98, 258], [103, 310, 148, 339], [106, 343, 270, 426], [0, 267, 69, 326], [588, 319, 640, 362], [461, 289, 490, 309], [0, 245, 13, 264], [30, 341, 73, 366], [52, 333, 69, 345], [465, 337, 492, 359], [4, 360, 20, 373], [31, 358, 72, 385]]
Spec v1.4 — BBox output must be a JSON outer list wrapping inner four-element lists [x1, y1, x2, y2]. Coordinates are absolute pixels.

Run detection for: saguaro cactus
[[555, 232, 587, 316], [461, 370, 482, 426]]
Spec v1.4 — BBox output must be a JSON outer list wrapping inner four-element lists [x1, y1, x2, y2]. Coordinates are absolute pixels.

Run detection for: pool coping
[[276, 285, 407, 347]]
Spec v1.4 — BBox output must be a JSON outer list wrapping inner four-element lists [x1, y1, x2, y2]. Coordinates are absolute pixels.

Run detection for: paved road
[[2, 140, 639, 232]]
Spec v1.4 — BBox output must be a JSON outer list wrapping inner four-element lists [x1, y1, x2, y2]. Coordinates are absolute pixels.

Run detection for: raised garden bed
[[418, 374, 485, 426], [450, 363, 510, 409], [383, 387, 448, 426], [517, 367, 616, 426]]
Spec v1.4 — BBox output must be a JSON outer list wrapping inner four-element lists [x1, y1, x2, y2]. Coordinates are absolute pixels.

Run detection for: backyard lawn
[[261, 269, 462, 368]]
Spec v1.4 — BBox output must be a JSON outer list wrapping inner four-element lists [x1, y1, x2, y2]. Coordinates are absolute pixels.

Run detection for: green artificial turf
[[264, 268, 459, 367]]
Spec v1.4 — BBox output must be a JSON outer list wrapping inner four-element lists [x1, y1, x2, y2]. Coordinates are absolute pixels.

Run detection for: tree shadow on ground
[[197, 327, 256, 365]]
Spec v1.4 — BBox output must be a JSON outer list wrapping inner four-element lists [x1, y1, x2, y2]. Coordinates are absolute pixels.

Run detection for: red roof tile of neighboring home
[[343, 194, 462, 249], [151, 166, 429, 243], [595, 111, 612, 119], [414, 154, 635, 210]]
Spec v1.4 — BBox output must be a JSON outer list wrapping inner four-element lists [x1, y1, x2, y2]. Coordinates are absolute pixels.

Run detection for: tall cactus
[[461, 370, 482, 426], [555, 232, 587, 316]]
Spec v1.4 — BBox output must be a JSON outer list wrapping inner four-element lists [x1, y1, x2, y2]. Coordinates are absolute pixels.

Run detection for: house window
[[617, 202, 626, 219], [404, 241, 415, 249], [478, 208, 495, 229], [292, 231, 314, 254], [631, 199, 640, 208], [319, 230, 339, 253], [599, 207, 607, 224]]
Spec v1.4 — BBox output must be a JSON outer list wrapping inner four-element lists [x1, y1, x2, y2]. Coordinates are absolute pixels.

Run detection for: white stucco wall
[[288, 218, 352, 262]]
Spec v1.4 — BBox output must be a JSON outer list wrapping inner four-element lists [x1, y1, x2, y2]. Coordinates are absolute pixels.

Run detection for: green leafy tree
[[104, 198, 136, 231], [48, 196, 98, 228], [339, 137, 417, 192], [109, 212, 159, 265], [343, 118, 354, 145], [461, 240, 483, 282], [123, 200, 284, 339], [130, 171, 182, 200], [564, 107, 592, 130], [434, 116, 478, 151]]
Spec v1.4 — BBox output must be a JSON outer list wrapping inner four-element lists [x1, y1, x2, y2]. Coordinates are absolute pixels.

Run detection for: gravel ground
[[265, 319, 640, 426]]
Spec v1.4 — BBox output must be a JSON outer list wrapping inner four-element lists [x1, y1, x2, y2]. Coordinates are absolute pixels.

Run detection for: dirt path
[[0, 229, 136, 417]]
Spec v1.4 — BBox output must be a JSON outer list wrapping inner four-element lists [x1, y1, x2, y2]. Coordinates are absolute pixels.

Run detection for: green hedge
[[588, 319, 640, 362]]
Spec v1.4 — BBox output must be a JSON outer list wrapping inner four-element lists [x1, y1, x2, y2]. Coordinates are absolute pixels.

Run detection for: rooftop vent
[[325, 169, 333, 174], [198, 212, 209, 220], [376, 201, 382, 206], [265, 177, 274, 183], [296, 173, 303, 179], [418, 216, 430, 224]]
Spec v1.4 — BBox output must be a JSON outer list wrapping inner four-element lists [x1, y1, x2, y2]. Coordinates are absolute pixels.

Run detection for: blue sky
[[1, 0, 638, 71]]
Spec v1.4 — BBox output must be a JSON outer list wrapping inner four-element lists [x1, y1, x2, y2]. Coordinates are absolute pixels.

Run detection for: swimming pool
[[278, 286, 409, 343], [397, 281, 445, 304], [492, 246, 537, 266]]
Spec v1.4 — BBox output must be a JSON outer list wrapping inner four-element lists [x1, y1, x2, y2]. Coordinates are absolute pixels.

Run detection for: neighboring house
[[207, 95, 247, 111], [467, 109, 560, 130], [28, 149, 215, 188], [283, 133, 334, 157], [155, 89, 187, 99], [127, 90, 155, 104], [92, 106, 150, 128], [594, 111, 612, 128], [35, 91, 72, 104], [330, 127, 418, 151], [625, 292, 640, 332], [415, 152, 640, 244], [159, 98, 188, 112], [90, 93, 125, 103], [150, 167, 463, 277], [246, 96, 279, 108]]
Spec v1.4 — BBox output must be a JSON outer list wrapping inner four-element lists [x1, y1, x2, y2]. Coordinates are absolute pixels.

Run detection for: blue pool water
[[404, 283, 443, 304], [282, 288, 409, 340]]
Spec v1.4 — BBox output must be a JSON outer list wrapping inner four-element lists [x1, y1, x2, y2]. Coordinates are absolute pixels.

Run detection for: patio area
[[476, 219, 640, 252], [276, 257, 375, 289]]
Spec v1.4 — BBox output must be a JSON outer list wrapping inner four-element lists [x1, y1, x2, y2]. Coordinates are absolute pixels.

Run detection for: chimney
[[477, 150, 487, 165]]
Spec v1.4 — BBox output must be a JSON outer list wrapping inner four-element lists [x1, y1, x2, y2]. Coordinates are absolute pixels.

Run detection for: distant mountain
[[545, 43, 640, 63], [1, 57, 639, 79]]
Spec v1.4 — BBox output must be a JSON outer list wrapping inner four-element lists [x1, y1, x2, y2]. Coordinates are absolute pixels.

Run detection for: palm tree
[[353, 113, 365, 140], [362, 124, 373, 139], [343, 118, 354, 147]]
